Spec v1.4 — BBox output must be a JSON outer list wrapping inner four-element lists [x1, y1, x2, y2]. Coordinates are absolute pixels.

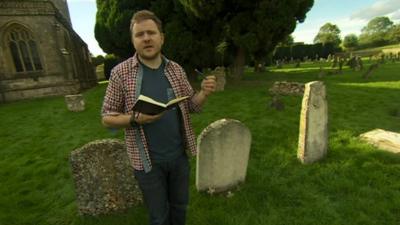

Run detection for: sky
[[67, 0, 400, 56]]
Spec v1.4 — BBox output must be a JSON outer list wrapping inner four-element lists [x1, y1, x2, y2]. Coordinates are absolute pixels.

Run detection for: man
[[101, 10, 216, 225]]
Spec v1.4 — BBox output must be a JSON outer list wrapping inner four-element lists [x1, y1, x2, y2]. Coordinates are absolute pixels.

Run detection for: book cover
[[132, 95, 189, 115]]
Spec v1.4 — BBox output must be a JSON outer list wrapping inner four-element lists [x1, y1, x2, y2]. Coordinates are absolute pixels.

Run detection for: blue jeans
[[134, 153, 190, 225]]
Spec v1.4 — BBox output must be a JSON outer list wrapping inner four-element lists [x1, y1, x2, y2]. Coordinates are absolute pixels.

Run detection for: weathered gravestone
[[70, 139, 142, 215], [211, 67, 226, 91], [298, 81, 328, 164], [269, 81, 305, 96], [359, 129, 400, 154], [196, 119, 251, 193], [65, 94, 85, 112]]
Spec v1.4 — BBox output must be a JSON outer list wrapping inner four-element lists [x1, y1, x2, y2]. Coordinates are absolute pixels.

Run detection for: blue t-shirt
[[140, 60, 184, 162]]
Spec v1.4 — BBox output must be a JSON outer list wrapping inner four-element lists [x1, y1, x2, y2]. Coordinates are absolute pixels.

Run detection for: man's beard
[[139, 49, 161, 61]]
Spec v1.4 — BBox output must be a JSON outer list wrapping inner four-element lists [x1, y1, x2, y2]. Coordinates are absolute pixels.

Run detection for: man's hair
[[130, 10, 163, 33]]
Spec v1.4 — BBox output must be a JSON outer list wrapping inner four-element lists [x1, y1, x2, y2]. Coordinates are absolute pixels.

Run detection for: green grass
[[1, 60, 400, 225]]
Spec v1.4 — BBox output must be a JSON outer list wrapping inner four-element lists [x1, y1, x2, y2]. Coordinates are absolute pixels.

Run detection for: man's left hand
[[200, 75, 217, 96]]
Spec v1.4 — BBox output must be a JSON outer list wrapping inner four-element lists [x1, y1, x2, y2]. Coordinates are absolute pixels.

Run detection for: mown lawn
[[1, 60, 399, 225]]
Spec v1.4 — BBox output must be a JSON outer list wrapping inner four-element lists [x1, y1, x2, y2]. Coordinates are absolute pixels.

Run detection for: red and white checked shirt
[[101, 54, 201, 170]]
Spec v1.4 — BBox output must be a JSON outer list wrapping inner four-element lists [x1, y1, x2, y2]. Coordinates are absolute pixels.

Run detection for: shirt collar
[[131, 53, 170, 68]]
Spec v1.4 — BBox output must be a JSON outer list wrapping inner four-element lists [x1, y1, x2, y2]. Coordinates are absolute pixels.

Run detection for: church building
[[0, 0, 97, 103]]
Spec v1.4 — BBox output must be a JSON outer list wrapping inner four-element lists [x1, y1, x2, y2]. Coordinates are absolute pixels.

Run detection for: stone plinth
[[65, 94, 85, 112], [70, 139, 142, 215], [360, 129, 400, 153], [269, 81, 305, 96]]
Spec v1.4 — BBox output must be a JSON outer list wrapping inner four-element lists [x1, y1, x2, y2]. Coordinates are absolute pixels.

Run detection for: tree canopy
[[313, 23, 341, 48], [178, 0, 314, 79], [359, 16, 394, 47], [95, 0, 314, 79], [342, 34, 359, 50]]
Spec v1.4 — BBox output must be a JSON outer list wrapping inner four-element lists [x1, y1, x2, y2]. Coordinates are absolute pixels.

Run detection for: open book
[[132, 95, 189, 115]]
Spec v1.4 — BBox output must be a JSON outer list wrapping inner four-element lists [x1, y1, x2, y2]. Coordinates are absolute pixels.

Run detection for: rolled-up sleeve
[[101, 69, 124, 116]]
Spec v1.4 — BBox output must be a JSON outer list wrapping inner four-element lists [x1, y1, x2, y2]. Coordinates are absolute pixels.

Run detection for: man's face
[[131, 19, 164, 60]]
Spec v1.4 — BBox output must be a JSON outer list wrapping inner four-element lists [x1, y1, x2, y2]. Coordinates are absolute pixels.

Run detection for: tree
[[343, 34, 359, 50], [177, 0, 314, 80], [359, 16, 394, 47], [313, 23, 341, 48], [388, 24, 400, 44], [95, 0, 314, 80], [278, 35, 294, 47]]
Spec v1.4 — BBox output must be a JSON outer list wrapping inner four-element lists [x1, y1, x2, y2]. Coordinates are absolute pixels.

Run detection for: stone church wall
[[0, 1, 96, 103]]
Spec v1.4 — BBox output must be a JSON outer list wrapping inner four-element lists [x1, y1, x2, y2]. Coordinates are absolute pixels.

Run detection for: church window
[[6, 26, 43, 73]]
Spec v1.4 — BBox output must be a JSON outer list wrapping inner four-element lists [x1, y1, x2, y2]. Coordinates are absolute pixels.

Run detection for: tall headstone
[[65, 94, 85, 112], [70, 139, 142, 215], [196, 119, 251, 193], [298, 81, 328, 164]]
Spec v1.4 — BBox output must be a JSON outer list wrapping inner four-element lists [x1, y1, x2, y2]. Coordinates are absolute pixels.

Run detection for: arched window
[[6, 26, 43, 73]]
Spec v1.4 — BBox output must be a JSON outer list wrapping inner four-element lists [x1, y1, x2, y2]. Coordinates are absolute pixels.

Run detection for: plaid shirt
[[102, 54, 201, 171]]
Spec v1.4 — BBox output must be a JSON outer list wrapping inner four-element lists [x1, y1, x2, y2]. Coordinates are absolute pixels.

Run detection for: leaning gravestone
[[65, 94, 85, 112], [359, 129, 400, 154], [196, 119, 251, 193], [298, 81, 328, 164], [70, 139, 142, 215]]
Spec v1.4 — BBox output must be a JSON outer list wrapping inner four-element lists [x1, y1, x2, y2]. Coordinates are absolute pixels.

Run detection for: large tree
[[342, 34, 359, 50], [95, 0, 223, 79], [178, 0, 314, 79], [95, 0, 314, 80], [388, 23, 400, 44], [359, 16, 394, 47], [313, 23, 341, 48]]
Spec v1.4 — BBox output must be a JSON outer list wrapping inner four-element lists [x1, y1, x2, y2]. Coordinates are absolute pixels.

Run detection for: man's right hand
[[135, 112, 164, 125]]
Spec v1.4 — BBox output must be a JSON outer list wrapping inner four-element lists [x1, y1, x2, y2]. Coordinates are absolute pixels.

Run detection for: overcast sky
[[67, 0, 400, 56]]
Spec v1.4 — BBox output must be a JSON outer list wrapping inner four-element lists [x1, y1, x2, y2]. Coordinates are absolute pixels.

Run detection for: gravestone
[[196, 119, 251, 193], [359, 129, 400, 154], [70, 139, 142, 215], [298, 81, 328, 164], [362, 63, 379, 79], [65, 94, 85, 112], [211, 67, 226, 91], [270, 95, 285, 111]]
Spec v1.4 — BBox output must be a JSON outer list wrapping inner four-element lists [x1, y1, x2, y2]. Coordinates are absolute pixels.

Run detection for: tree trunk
[[254, 60, 265, 73], [231, 47, 246, 81]]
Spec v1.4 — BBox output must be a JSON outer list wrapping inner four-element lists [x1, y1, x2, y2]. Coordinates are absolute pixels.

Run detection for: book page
[[137, 95, 166, 107], [166, 96, 189, 106]]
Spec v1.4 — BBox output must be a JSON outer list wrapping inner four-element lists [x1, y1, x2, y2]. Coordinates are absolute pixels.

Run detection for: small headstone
[[70, 139, 142, 215], [65, 94, 85, 112], [360, 129, 400, 154], [270, 95, 285, 111], [295, 60, 300, 68], [212, 67, 226, 91], [196, 119, 251, 193], [331, 56, 338, 68], [362, 63, 379, 79], [298, 81, 328, 164], [276, 60, 283, 69], [318, 66, 325, 78]]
